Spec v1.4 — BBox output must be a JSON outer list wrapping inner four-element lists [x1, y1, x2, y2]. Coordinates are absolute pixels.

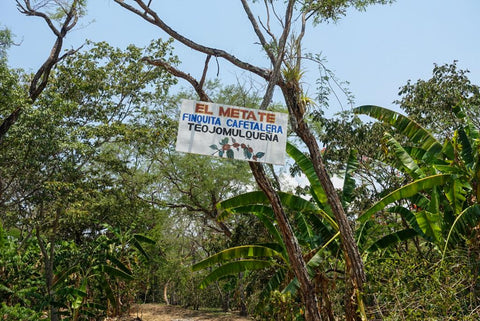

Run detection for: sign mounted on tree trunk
[[176, 99, 288, 165]]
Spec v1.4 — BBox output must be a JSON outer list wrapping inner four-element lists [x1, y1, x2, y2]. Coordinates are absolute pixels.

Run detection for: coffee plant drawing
[[210, 137, 265, 161]]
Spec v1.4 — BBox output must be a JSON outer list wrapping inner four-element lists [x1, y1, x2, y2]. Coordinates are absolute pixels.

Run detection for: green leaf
[[210, 144, 218, 150], [365, 229, 418, 253], [132, 239, 150, 260], [107, 255, 133, 276], [286, 142, 329, 209], [198, 260, 274, 289], [192, 245, 282, 272], [387, 206, 424, 236], [217, 204, 285, 252], [458, 128, 475, 168], [354, 105, 443, 161], [133, 234, 156, 245], [100, 265, 134, 280], [383, 132, 425, 179], [444, 179, 468, 215], [217, 191, 337, 230], [359, 174, 451, 222], [342, 149, 359, 205], [444, 204, 480, 250], [255, 152, 265, 159], [415, 210, 443, 245], [226, 148, 234, 159]]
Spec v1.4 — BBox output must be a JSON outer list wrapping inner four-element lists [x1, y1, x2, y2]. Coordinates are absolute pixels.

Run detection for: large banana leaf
[[359, 174, 451, 223], [198, 260, 276, 289], [383, 132, 425, 179], [458, 128, 475, 168], [132, 234, 156, 260], [217, 203, 274, 222], [342, 149, 359, 206], [286, 142, 329, 209], [444, 179, 469, 215], [365, 229, 418, 253], [218, 191, 316, 213], [387, 206, 424, 237], [354, 105, 443, 161], [444, 204, 480, 251], [295, 212, 314, 247], [192, 245, 284, 272], [282, 231, 340, 295], [217, 204, 285, 249], [415, 210, 443, 246], [99, 264, 134, 280], [217, 190, 337, 230]]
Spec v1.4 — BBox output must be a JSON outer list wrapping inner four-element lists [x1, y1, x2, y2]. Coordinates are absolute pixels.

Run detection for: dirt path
[[109, 304, 252, 321]]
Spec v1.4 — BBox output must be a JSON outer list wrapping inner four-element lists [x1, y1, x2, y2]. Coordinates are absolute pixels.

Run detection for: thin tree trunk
[[163, 280, 170, 305], [250, 163, 322, 321], [282, 84, 366, 320]]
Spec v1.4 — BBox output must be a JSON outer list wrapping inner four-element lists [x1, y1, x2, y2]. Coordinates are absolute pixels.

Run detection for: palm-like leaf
[[383, 132, 425, 179], [365, 229, 418, 253], [359, 174, 451, 223], [217, 190, 337, 230], [198, 260, 276, 289], [354, 105, 443, 161], [192, 245, 284, 272], [286, 142, 329, 209], [342, 149, 359, 206]]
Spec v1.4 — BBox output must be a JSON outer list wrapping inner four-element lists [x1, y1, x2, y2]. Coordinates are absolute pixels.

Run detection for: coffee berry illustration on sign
[[210, 137, 265, 161]]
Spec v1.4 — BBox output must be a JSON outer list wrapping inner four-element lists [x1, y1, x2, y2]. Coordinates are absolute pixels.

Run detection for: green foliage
[[299, 0, 395, 24], [0, 231, 44, 312], [365, 250, 480, 320], [0, 303, 41, 321], [255, 290, 305, 321], [0, 38, 178, 319], [354, 102, 480, 255], [396, 61, 480, 138], [0, 27, 13, 60]]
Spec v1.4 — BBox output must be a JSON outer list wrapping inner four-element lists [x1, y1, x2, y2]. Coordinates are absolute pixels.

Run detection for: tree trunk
[[163, 280, 170, 305], [281, 84, 366, 320], [250, 163, 322, 321]]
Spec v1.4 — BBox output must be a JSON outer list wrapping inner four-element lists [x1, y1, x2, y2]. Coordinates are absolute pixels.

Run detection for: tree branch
[[240, 0, 275, 64], [259, 0, 294, 110], [1, 0, 81, 142], [141, 57, 210, 102], [114, 0, 270, 81]]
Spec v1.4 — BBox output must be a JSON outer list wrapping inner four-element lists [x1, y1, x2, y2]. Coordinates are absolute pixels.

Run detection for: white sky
[[1, 0, 479, 117]]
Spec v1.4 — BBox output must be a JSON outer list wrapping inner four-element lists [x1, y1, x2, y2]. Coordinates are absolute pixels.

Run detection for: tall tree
[[0, 39, 178, 320], [113, 1, 393, 319], [0, 0, 83, 141], [396, 61, 480, 138]]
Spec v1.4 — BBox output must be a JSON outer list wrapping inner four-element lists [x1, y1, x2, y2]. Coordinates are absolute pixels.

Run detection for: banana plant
[[192, 142, 361, 296], [53, 224, 155, 320], [354, 105, 480, 254]]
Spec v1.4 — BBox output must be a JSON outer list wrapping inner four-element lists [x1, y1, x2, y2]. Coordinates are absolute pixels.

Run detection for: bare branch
[[260, 0, 277, 45], [114, 0, 270, 81], [16, 0, 60, 37], [240, 0, 275, 64], [141, 57, 210, 102], [1, 0, 81, 142], [199, 55, 211, 91], [295, 12, 307, 71], [259, 0, 295, 110]]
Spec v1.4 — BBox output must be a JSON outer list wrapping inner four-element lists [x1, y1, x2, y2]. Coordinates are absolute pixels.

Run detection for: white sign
[[175, 99, 287, 165]]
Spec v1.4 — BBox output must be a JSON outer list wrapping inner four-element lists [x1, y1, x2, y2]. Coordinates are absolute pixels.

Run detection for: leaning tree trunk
[[281, 83, 366, 321], [250, 163, 322, 321]]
